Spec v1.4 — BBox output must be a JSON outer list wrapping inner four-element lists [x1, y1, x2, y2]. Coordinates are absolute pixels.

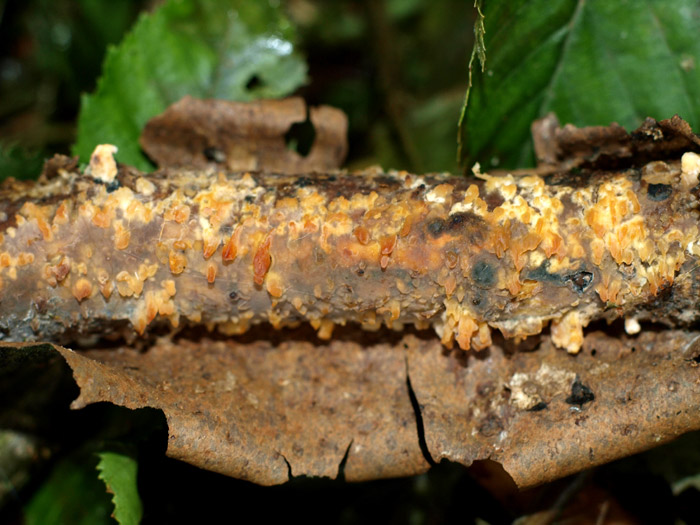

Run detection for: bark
[[2, 144, 700, 353]]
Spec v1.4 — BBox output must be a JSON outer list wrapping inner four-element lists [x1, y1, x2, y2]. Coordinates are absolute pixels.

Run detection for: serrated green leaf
[[24, 453, 114, 525], [459, 0, 700, 170], [74, 0, 307, 170], [96, 451, 142, 525]]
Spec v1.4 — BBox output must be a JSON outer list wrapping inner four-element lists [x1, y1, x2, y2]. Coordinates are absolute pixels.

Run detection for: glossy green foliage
[[459, 0, 700, 169]]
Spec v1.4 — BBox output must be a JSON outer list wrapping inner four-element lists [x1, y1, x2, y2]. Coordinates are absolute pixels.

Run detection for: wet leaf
[[96, 450, 142, 525], [459, 0, 700, 170], [73, 0, 307, 170]]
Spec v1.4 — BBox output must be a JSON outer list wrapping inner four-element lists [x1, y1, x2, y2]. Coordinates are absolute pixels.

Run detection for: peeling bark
[[2, 140, 700, 353]]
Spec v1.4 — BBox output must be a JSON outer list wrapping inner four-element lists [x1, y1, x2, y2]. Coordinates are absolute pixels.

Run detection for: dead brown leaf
[[59, 329, 429, 485], [3, 324, 700, 488], [409, 328, 700, 487], [139, 96, 348, 173]]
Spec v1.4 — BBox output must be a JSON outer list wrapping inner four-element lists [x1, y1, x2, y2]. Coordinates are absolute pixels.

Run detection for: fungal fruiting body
[[1, 147, 700, 353]]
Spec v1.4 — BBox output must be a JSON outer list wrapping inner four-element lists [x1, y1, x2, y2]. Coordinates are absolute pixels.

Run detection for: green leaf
[[459, 0, 700, 170], [74, 0, 307, 170], [96, 451, 142, 525], [24, 453, 114, 525]]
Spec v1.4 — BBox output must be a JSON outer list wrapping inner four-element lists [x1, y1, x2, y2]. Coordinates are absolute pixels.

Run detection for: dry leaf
[[139, 96, 348, 173]]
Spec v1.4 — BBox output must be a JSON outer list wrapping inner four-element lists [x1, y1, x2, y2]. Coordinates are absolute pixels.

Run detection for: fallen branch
[[2, 128, 700, 353]]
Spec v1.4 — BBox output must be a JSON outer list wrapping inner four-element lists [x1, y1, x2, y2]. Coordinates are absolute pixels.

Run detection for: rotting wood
[[2, 133, 700, 353]]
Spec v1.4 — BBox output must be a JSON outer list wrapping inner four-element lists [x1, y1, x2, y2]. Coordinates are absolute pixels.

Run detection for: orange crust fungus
[[2, 145, 700, 353]]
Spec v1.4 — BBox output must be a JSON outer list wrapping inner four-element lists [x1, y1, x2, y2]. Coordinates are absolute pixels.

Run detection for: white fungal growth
[[681, 151, 700, 190], [88, 144, 119, 184], [624, 317, 641, 335]]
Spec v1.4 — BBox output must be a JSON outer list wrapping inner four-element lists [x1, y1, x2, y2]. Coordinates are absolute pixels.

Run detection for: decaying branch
[[2, 141, 700, 353]]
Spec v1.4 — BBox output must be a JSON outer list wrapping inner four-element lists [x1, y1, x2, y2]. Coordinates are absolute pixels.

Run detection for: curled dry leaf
[[2, 113, 700, 487], [139, 96, 348, 173]]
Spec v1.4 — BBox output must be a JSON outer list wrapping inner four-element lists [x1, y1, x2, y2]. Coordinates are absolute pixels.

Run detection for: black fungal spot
[[244, 195, 255, 203], [526, 262, 593, 293], [526, 261, 564, 285], [228, 290, 239, 300], [448, 213, 467, 228], [295, 176, 313, 188], [92, 177, 120, 192], [427, 219, 446, 237], [446, 212, 483, 232], [647, 183, 672, 201], [528, 401, 548, 412], [565, 377, 595, 406], [472, 260, 495, 287], [566, 270, 594, 294]]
